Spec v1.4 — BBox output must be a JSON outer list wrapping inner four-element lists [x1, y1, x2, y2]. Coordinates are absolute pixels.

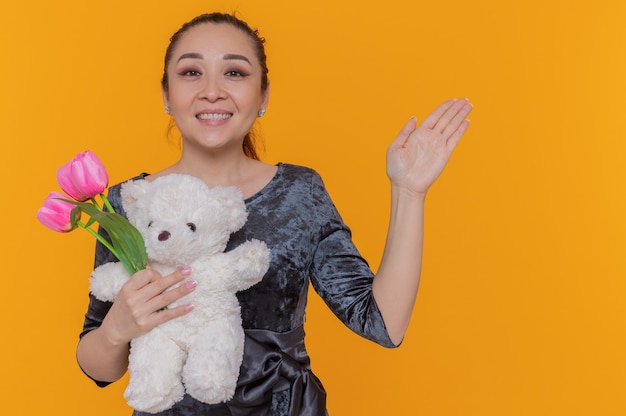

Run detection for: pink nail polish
[[184, 304, 195, 312], [185, 280, 197, 290], [181, 267, 192, 276]]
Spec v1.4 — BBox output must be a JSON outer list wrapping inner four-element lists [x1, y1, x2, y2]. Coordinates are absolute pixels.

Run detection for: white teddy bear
[[90, 174, 270, 413]]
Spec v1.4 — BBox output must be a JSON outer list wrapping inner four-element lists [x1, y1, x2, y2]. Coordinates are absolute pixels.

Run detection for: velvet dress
[[80, 163, 397, 415]]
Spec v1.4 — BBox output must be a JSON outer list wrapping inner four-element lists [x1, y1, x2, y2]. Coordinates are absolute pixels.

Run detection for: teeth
[[197, 113, 232, 120]]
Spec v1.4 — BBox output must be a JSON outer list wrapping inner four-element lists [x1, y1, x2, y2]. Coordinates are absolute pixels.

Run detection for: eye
[[180, 69, 202, 77], [187, 222, 197, 232], [148, 221, 153, 227], [225, 69, 250, 78]]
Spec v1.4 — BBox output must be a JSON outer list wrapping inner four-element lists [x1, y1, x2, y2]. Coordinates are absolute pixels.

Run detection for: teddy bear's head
[[120, 174, 248, 268]]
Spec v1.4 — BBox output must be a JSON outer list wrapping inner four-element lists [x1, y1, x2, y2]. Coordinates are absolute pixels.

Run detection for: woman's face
[[163, 23, 269, 154]]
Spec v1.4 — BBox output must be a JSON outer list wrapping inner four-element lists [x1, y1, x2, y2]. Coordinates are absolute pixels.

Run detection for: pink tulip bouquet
[[37, 151, 147, 274]]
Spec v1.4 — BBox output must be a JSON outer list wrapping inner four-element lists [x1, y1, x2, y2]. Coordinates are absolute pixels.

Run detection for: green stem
[[77, 220, 121, 260], [90, 197, 101, 209], [100, 193, 115, 214]]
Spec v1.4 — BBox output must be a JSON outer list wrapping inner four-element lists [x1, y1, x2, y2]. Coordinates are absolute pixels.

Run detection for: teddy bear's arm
[[218, 239, 270, 291], [90, 262, 132, 302]]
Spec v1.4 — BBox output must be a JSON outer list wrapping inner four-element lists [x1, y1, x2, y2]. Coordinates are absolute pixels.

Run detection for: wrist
[[98, 321, 131, 349], [391, 185, 428, 202]]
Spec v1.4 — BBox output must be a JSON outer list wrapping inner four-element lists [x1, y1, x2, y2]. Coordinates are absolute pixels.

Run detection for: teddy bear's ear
[[209, 186, 248, 229], [120, 179, 149, 221]]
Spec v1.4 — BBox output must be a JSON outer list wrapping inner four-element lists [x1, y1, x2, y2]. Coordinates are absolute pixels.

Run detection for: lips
[[196, 113, 232, 121]]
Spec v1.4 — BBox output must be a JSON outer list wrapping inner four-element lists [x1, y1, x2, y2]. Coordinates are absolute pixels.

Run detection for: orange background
[[1, 0, 625, 414]]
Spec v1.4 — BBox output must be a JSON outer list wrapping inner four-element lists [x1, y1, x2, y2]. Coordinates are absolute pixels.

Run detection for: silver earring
[[165, 106, 171, 115], [258, 108, 266, 117]]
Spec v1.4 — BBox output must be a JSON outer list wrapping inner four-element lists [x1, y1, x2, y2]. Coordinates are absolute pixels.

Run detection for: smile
[[196, 113, 232, 121]]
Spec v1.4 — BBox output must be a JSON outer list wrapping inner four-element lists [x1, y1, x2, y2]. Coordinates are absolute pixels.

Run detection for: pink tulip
[[57, 151, 109, 201], [37, 192, 81, 233]]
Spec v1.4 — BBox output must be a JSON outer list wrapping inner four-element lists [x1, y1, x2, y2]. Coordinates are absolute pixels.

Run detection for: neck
[[151, 141, 277, 199], [173, 149, 255, 188]]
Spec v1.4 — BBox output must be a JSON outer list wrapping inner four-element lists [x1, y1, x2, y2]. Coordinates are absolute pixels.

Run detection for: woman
[[76, 12, 472, 416]]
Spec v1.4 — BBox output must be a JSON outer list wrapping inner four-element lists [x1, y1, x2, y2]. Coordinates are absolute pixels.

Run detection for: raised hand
[[386, 98, 472, 197]]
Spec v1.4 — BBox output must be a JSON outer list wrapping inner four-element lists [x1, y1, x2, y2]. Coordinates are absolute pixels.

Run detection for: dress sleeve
[[308, 172, 398, 348], [78, 183, 125, 387]]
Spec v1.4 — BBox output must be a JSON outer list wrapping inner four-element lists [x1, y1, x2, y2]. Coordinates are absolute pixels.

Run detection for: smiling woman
[[160, 13, 270, 162], [162, 23, 269, 172], [73, 11, 472, 416]]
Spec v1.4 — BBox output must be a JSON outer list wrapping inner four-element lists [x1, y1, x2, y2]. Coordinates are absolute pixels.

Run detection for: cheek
[[230, 78, 263, 100], [141, 226, 159, 243], [167, 82, 196, 105]]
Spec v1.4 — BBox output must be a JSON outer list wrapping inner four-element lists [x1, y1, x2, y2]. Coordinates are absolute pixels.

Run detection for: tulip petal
[[57, 151, 110, 201], [57, 162, 83, 201], [44, 151, 143, 272], [37, 192, 78, 233]]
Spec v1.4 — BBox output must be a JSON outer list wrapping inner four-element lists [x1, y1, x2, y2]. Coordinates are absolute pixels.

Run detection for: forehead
[[172, 23, 257, 61]]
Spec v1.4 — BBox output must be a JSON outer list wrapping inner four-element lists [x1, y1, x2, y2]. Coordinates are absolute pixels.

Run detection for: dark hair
[[162, 12, 269, 160]]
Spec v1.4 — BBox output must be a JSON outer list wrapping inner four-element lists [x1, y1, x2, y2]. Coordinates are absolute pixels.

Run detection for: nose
[[158, 231, 171, 241], [200, 76, 225, 102]]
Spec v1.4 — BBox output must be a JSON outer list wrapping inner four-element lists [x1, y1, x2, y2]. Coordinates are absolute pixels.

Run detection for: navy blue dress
[[80, 163, 396, 415]]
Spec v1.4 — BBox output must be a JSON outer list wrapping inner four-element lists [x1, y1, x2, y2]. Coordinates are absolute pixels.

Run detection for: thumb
[[390, 116, 417, 149]]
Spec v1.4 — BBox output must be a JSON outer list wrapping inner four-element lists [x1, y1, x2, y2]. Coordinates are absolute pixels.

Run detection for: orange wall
[[2, 0, 625, 414]]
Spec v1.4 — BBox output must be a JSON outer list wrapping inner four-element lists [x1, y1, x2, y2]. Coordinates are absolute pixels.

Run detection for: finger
[[389, 116, 416, 149], [156, 278, 197, 310], [127, 267, 190, 305], [142, 267, 191, 294], [446, 118, 471, 150], [151, 303, 195, 327], [432, 98, 470, 133], [419, 99, 456, 130], [126, 267, 162, 290], [441, 101, 473, 139], [145, 268, 195, 310], [160, 267, 193, 290]]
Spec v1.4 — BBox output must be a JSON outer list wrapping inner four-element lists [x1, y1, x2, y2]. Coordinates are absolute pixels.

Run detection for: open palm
[[387, 98, 473, 196]]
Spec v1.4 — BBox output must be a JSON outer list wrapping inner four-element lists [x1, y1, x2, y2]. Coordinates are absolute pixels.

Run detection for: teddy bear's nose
[[158, 231, 171, 241]]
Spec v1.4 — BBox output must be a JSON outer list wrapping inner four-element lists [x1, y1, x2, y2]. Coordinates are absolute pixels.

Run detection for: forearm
[[76, 326, 129, 383], [373, 186, 426, 345]]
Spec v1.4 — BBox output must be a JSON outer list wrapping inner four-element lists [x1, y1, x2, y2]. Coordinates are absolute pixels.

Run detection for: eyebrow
[[176, 53, 251, 65], [177, 52, 204, 62], [223, 54, 251, 64]]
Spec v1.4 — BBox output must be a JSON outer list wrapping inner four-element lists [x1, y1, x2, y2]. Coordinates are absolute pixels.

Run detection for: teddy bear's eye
[[148, 221, 153, 228], [187, 222, 197, 232]]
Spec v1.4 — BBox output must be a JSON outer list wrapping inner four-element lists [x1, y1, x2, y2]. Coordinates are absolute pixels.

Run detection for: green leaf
[[84, 215, 98, 228], [70, 207, 82, 228], [62, 199, 147, 274]]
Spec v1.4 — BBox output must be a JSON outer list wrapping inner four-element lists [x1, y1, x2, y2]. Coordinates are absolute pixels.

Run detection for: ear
[[260, 83, 270, 114], [211, 187, 248, 230], [120, 179, 150, 221], [162, 86, 170, 113]]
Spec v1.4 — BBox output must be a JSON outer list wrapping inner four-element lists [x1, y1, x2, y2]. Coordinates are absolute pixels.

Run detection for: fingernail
[[181, 267, 192, 276], [185, 280, 197, 290], [184, 304, 195, 312]]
